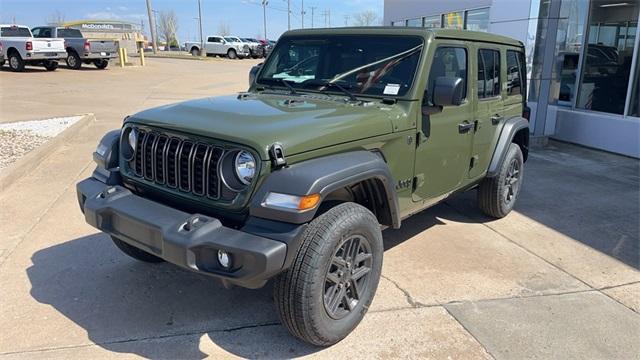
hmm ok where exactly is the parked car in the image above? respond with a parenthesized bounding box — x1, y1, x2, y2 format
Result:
(77, 28, 529, 346)
(0, 42, 4, 66)
(241, 37, 264, 58)
(31, 26, 117, 70)
(185, 35, 250, 59)
(223, 36, 252, 59)
(0, 24, 65, 71)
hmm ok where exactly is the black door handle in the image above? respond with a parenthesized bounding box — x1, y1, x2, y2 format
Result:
(458, 121, 474, 133)
(491, 115, 503, 125)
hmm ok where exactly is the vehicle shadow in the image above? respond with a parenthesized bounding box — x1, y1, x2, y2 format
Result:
(26, 211, 444, 358)
(0, 66, 50, 73)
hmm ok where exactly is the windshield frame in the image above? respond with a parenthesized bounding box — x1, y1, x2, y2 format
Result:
(255, 34, 425, 100)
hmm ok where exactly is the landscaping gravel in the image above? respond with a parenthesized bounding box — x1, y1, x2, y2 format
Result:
(0, 116, 81, 172)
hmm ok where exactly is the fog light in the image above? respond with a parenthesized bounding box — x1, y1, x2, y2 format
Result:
(217, 250, 231, 269)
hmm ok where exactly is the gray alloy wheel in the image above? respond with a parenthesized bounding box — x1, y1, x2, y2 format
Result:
(9, 52, 25, 72)
(66, 52, 81, 69)
(191, 48, 199, 56)
(227, 48, 237, 59)
(274, 202, 383, 346)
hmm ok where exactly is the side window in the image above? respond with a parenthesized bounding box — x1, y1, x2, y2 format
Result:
(427, 47, 468, 105)
(32, 28, 41, 37)
(40, 28, 52, 38)
(207, 37, 215, 43)
(506, 50, 524, 96)
(478, 49, 500, 98)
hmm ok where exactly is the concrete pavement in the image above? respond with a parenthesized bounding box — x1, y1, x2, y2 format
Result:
(0, 58, 638, 359)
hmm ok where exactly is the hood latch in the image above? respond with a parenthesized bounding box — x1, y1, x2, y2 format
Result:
(269, 143, 287, 168)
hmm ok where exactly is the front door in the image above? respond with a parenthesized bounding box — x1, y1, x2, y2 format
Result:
(414, 44, 474, 202)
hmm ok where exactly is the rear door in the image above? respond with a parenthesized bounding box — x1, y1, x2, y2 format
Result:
(469, 46, 505, 179)
(414, 43, 475, 201)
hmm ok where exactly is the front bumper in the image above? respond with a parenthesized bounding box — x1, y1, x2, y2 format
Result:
(77, 177, 288, 289)
(25, 51, 67, 60)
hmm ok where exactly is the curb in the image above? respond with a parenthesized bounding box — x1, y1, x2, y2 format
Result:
(0, 113, 95, 193)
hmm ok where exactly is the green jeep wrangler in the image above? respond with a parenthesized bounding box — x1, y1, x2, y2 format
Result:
(77, 28, 529, 346)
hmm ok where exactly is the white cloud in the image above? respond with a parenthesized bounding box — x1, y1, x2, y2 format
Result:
(85, 9, 145, 21)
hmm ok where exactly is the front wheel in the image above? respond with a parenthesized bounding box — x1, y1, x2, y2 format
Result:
(273, 202, 383, 346)
(478, 143, 524, 218)
(227, 49, 237, 59)
(191, 48, 199, 57)
(43, 60, 58, 71)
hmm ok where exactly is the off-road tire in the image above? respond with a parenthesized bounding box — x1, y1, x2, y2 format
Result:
(94, 59, 109, 69)
(111, 236, 164, 263)
(478, 143, 524, 218)
(227, 49, 237, 59)
(66, 51, 82, 69)
(43, 60, 58, 71)
(8, 52, 25, 72)
(273, 202, 383, 346)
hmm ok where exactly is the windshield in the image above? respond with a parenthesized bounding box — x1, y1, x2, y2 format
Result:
(1, 27, 31, 37)
(257, 35, 423, 97)
(225, 37, 240, 42)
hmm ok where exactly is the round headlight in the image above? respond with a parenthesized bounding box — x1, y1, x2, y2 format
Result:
(128, 128, 138, 151)
(234, 151, 256, 185)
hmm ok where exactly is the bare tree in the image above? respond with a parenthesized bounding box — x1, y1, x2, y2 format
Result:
(217, 22, 231, 36)
(46, 10, 65, 26)
(352, 10, 379, 26)
(158, 10, 179, 50)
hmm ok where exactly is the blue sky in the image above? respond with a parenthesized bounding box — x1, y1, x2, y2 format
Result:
(0, 0, 383, 40)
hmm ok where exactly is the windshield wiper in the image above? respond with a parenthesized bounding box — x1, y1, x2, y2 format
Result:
(304, 79, 358, 102)
(276, 78, 298, 95)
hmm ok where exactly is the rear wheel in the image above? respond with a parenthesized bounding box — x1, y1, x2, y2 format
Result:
(43, 60, 58, 71)
(227, 48, 237, 59)
(8, 52, 25, 72)
(94, 59, 109, 69)
(478, 143, 524, 218)
(191, 47, 199, 56)
(66, 51, 82, 69)
(273, 202, 383, 346)
(111, 236, 164, 263)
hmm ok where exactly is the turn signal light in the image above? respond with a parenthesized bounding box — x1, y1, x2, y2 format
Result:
(298, 193, 321, 210)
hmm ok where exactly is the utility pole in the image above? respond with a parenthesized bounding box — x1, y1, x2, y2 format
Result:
(323, 10, 328, 27)
(145, 0, 158, 53)
(287, 0, 291, 30)
(152, 10, 160, 49)
(328, 8, 331, 27)
(262, 0, 268, 40)
(311, 6, 316, 28)
(301, 0, 304, 28)
(343, 14, 349, 26)
(197, 0, 204, 55)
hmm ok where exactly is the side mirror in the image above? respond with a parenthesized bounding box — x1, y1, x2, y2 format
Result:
(433, 76, 464, 107)
(249, 63, 264, 87)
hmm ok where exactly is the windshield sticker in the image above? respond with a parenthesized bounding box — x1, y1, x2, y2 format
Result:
(383, 84, 401, 95)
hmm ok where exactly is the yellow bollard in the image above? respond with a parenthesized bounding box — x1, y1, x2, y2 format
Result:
(118, 48, 125, 68)
(122, 48, 128, 64)
(139, 46, 145, 66)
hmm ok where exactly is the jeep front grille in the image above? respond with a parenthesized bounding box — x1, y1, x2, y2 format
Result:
(129, 128, 224, 199)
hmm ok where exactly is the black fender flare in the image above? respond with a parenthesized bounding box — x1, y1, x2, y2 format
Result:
(250, 151, 400, 228)
(487, 117, 529, 177)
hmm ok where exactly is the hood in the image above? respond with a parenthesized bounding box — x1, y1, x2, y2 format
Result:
(128, 93, 403, 160)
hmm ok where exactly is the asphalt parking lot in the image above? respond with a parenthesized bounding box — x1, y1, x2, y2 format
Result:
(0, 58, 638, 359)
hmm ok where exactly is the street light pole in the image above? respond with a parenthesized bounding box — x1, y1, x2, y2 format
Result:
(301, 0, 304, 28)
(311, 6, 316, 28)
(287, 0, 291, 30)
(145, 0, 158, 53)
(152, 10, 160, 49)
(197, 0, 204, 56)
(262, 0, 268, 40)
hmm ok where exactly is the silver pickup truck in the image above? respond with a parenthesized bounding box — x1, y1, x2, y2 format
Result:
(32, 26, 117, 69)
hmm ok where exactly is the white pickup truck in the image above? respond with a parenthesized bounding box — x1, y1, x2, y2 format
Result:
(185, 35, 250, 59)
(0, 24, 66, 72)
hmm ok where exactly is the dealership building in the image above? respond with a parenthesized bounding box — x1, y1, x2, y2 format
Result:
(384, 0, 640, 157)
(60, 20, 145, 53)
